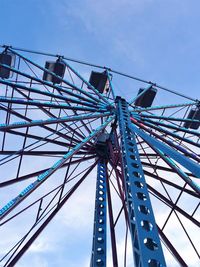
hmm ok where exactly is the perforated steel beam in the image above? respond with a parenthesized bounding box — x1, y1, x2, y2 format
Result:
(91, 160, 107, 267)
(116, 97, 166, 267)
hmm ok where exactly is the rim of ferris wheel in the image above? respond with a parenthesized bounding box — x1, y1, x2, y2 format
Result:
(1, 44, 199, 103)
(0, 62, 101, 106)
(4, 47, 105, 105)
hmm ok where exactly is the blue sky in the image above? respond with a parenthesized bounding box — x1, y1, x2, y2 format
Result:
(1, 0, 200, 95)
(0, 1, 200, 266)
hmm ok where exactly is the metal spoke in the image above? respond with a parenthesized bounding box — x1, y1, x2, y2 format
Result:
(0, 45, 199, 267)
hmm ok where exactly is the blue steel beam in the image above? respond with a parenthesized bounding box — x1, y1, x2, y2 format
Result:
(0, 104, 87, 145)
(3, 45, 200, 102)
(130, 101, 196, 113)
(2, 45, 199, 102)
(136, 119, 200, 162)
(3, 162, 98, 267)
(0, 79, 106, 110)
(90, 160, 107, 267)
(0, 116, 114, 220)
(8, 48, 105, 105)
(141, 117, 200, 138)
(116, 97, 166, 267)
(0, 95, 104, 111)
(130, 118, 200, 178)
(0, 63, 99, 105)
(61, 59, 111, 106)
(140, 113, 200, 124)
(130, 119, 200, 194)
(0, 156, 95, 188)
(0, 111, 112, 131)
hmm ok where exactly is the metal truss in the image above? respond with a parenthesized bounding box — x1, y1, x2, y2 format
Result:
(0, 45, 199, 267)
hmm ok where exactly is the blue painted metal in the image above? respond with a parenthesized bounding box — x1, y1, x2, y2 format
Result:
(91, 160, 107, 267)
(61, 59, 111, 106)
(140, 113, 200, 124)
(0, 116, 114, 219)
(0, 62, 99, 105)
(130, 119, 200, 178)
(2, 162, 98, 267)
(141, 120, 200, 165)
(8, 48, 105, 104)
(3, 45, 199, 101)
(155, 149, 200, 194)
(135, 119, 200, 162)
(0, 111, 112, 130)
(0, 94, 107, 113)
(117, 97, 166, 267)
(130, 101, 196, 113)
(141, 117, 200, 138)
(0, 79, 106, 110)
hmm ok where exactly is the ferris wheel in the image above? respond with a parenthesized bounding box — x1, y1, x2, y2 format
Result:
(0, 45, 199, 267)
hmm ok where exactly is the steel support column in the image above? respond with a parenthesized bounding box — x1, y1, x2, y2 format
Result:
(91, 160, 107, 267)
(116, 97, 166, 267)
